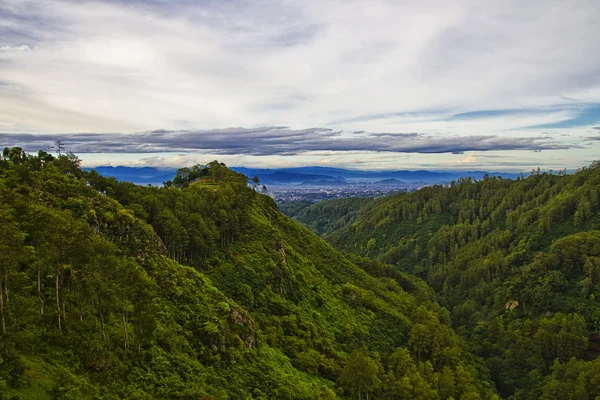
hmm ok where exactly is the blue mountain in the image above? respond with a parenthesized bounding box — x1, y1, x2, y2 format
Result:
(88, 165, 522, 186)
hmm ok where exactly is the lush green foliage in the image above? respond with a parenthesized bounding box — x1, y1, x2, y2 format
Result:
(299, 166, 600, 398)
(278, 201, 314, 219)
(0, 147, 497, 399)
(281, 198, 377, 237)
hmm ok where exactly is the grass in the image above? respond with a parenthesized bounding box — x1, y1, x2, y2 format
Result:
(5, 354, 56, 399)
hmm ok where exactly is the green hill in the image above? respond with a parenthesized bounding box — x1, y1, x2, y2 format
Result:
(0, 147, 497, 399)
(296, 166, 600, 398)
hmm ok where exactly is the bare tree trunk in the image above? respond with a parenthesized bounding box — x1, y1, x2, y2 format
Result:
(0, 281, 6, 334)
(61, 273, 66, 324)
(37, 251, 43, 315)
(138, 325, 143, 353)
(122, 309, 129, 350)
(78, 279, 83, 321)
(4, 269, 9, 306)
(99, 299, 105, 342)
(55, 270, 61, 331)
(4, 268, 13, 326)
(92, 297, 97, 329)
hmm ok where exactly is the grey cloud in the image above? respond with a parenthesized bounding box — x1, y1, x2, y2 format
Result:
(472, 154, 510, 159)
(418, 161, 559, 169)
(327, 111, 441, 126)
(368, 132, 421, 138)
(0, 2, 66, 46)
(101, 0, 320, 48)
(265, 23, 321, 48)
(0, 126, 576, 156)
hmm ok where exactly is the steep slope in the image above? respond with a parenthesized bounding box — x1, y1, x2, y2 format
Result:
(281, 197, 377, 236)
(310, 165, 600, 398)
(0, 148, 497, 399)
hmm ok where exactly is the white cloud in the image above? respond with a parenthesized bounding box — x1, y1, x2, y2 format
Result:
(0, 0, 599, 169)
(0, 45, 31, 52)
(461, 154, 477, 164)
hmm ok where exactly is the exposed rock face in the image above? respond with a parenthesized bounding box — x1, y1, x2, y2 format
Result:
(230, 308, 256, 349)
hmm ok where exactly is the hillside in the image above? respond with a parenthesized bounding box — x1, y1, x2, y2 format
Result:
(296, 165, 600, 398)
(281, 198, 377, 237)
(0, 147, 497, 399)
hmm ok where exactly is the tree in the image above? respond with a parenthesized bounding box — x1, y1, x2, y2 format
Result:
(52, 140, 65, 156)
(0, 203, 31, 334)
(338, 349, 382, 400)
(408, 323, 431, 361)
(314, 386, 337, 399)
(438, 366, 456, 399)
(251, 176, 260, 190)
(366, 238, 377, 256)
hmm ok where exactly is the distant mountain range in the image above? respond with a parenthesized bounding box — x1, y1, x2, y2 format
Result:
(300, 179, 350, 187)
(88, 165, 523, 186)
(375, 178, 407, 186)
(88, 166, 177, 185)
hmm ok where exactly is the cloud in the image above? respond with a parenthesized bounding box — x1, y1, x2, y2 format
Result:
(460, 154, 477, 163)
(0, 0, 599, 171)
(0, 0, 599, 135)
(524, 105, 600, 129)
(0, 127, 575, 156)
(368, 132, 421, 138)
(0, 45, 31, 52)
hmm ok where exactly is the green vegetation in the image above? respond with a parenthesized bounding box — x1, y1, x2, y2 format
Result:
(282, 198, 377, 237)
(278, 201, 314, 219)
(297, 166, 600, 398)
(0, 147, 497, 399)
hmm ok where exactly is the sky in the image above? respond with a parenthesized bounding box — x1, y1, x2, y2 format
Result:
(1, 0, 600, 171)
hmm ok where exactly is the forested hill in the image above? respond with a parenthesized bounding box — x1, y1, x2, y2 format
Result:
(292, 163, 600, 398)
(0, 147, 497, 399)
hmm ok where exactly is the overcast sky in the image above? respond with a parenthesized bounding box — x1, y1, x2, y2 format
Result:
(1, 0, 599, 170)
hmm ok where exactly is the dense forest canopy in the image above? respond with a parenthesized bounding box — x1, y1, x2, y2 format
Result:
(285, 162, 600, 399)
(0, 146, 501, 399)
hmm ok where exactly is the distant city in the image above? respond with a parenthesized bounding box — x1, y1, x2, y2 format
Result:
(265, 183, 422, 203)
